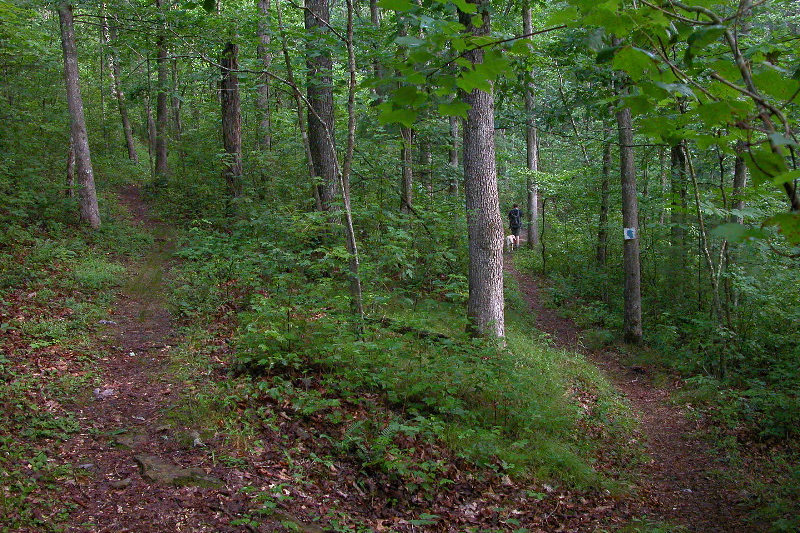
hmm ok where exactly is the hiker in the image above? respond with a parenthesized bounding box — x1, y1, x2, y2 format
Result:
(508, 204, 523, 250)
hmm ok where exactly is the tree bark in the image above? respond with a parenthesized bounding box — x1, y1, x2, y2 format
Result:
(460, 0, 504, 339)
(59, 2, 101, 229)
(400, 126, 413, 212)
(597, 136, 611, 267)
(257, 0, 273, 151)
(522, 1, 539, 247)
(154, 0, 169, 181)
(305, 0, 338, 211)
(220, 41, 243, 201)
(276, 0, 323, 210)
(106, 24, 138, 162)
(421, 140, 433, 198)
(732, 141, 747, 224)
(617, 104, 642, 344)
(448, 114, 460, 195)
(343, 0, 364, 321)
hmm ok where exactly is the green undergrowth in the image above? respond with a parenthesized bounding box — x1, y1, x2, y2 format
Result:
(165, 209, 641, 514)
(0, 193, 152, 532)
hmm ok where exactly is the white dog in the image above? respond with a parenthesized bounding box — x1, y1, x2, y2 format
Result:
(505, 234, 518, 252)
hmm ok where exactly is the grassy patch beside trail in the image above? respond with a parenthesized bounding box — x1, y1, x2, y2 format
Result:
(162, 208, 643, 531)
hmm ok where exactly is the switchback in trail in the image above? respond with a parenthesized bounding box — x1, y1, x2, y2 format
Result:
(505, 257, 762, 532)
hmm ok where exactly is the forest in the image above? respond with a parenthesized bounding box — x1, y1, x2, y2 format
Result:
(1, 0, 799, 531)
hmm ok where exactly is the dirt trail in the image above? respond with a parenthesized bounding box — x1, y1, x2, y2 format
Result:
(58, 186, 250, 532)
(507, 260, 760, 532)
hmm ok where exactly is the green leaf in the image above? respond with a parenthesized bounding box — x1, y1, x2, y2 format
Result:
(395, 36, 425, 47)
(768, 133, 798, 147)
(763, 212, 800, 245)
(710, 223, 768, 242)
(470, 14, 483, 28)
(744, 147, 788, 186)
(391, 85, 428, 108)
(378, 106, 418, 127)
(695, 100, 751, 126)
(546, 6, 579, 26)
(438, 100, 472, 118)
(596, 46, 621, 64)
(753, 69, 800, 101)
(456, 67, 492, 93)
(684, 25, 725, 65)
(613, 46, 653, 82)
(377, 0, 416, 11)
(653, 82, 695, 99)
(445, 0, 477, 14)
(770, 169, 800, 185)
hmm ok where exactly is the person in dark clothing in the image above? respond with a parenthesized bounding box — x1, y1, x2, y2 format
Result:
(508, 204, 523, 249)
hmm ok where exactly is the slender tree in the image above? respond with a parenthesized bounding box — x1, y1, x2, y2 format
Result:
(106, 22, 138, 162)
(522, 1, 539, 247)
(220, 41, 243, 201)
(257, 0, 273, 150)
(400, 126, 413, 212)
(59, 2, 100, 228)
(154, 0, 169, 181)
(448, 114, 460, 195)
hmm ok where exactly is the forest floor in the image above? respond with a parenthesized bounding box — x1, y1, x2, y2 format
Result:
(4, 189, 765, 532)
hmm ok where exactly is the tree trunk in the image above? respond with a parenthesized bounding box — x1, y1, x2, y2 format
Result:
(154, 0, 169, 181)
(220, 41, 243, 201)
(522, 1, 539, 247)
(617, 104, 642, 344)
(276, 0, 323, 210)
(107, 24, 138, 162)
(66, 137, 75, 198)
(59, 2, 101, 229)
(343, 0, 364, 321)
(460, 0, 504, 339)
(400, 126, 413, 212)
(421, 140, 433, 198)
(669, 140, 688, 304)
(170, 59, 182, 148)
(732, 141, 747, 224)
(597, 136, 611, 267)
(448, 114, 460, 195)
(257, 0, 273, 151)
(305, 0, 338, 211)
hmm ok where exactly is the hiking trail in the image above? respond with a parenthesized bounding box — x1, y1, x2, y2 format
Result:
(506, 256, 759, 532)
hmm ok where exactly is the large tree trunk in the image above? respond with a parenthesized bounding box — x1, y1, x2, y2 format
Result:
(305, 0, 338, 211)
(617, 104, 642, 344)
(106, 24, 138, 162)
(220, 41, 243, 201)
(257, 0, 272, 151)
(522, 1, 539, 247)
(461, 0, 504, 339)
(154, 0, 169, 181)
(59, 2, 100, 229)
